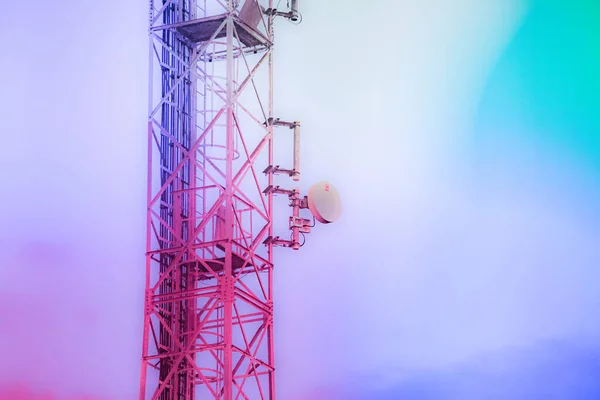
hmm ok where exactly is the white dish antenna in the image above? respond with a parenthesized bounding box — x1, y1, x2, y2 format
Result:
(307, 181, 342, 224)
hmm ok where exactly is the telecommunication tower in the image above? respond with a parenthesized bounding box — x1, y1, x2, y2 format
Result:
(140, 1, 341, 399)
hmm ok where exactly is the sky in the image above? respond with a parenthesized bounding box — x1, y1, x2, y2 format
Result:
(1, 0, 600, 399)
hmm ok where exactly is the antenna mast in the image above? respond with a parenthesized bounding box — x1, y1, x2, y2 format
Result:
(139, 1, 337, 399)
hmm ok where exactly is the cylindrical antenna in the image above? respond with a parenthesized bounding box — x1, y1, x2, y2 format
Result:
(291, 188, 301, 250)
(292, 121, 300, 181)
(290, 0, 299, 21)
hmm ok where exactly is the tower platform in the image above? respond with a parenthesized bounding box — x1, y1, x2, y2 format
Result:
(173, 14, 269, 47)
(181, 243, 253, 277)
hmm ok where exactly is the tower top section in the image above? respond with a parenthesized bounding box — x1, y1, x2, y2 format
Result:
(149, 0, 298, 58)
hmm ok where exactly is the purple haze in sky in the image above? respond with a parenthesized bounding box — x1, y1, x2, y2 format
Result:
(2, 0, 600, 399)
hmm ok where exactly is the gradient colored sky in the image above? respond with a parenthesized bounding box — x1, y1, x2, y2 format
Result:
(1, 0, 600, 399)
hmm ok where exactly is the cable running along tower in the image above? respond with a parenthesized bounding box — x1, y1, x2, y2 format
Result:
(140, 1, 341, 399)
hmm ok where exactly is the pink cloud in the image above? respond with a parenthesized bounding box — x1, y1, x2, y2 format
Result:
(0, 383, 107, 400)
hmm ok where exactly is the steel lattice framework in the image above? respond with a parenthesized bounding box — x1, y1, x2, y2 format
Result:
(140, 1, 290, 399)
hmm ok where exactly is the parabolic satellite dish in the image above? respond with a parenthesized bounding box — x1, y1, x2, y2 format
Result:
(307, 181, 342, 224)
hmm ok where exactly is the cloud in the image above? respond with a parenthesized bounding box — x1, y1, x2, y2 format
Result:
(0, 383, 107, 400)
(309, 339, 600, 400)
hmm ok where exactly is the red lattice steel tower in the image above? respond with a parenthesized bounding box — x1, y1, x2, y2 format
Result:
(139, 1, 327, 399)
